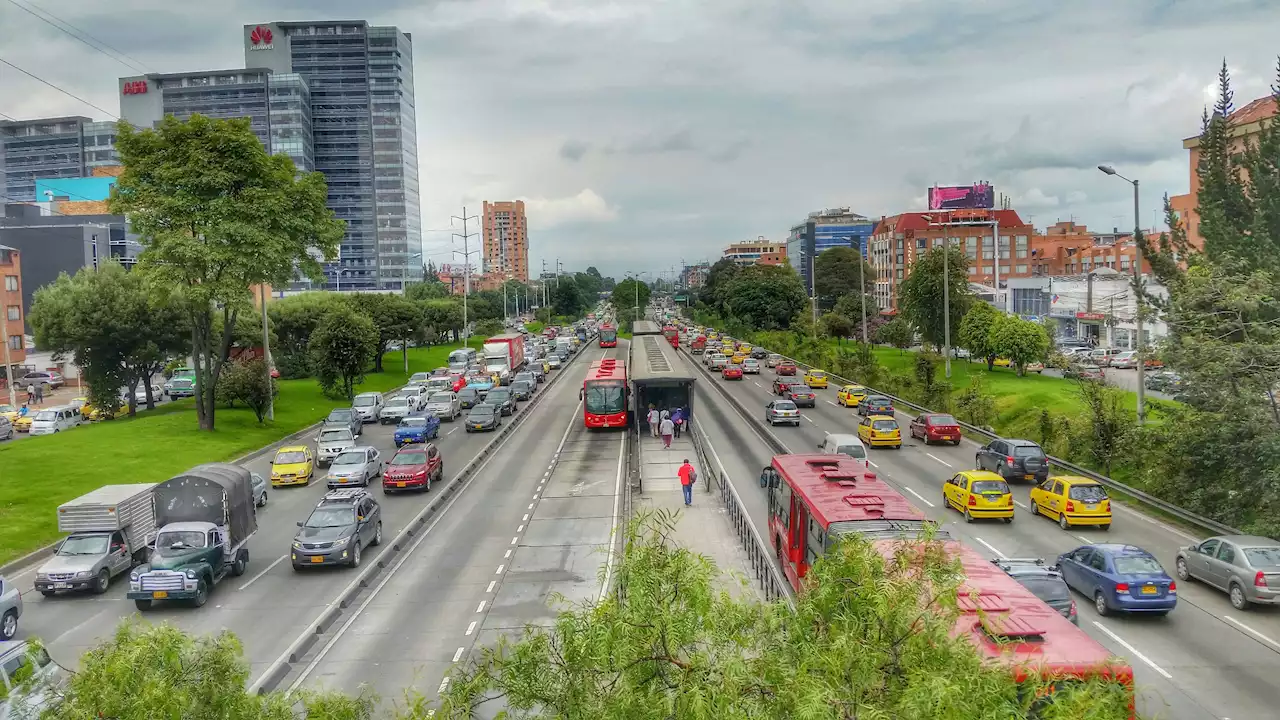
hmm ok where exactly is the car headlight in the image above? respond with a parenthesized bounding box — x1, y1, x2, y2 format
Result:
(130, 571, 140, 581)
(185, 569, 197, 579)
(292, 541, 303, 550)
(331, 536, 350, 548)
(74, 570, 90, 578)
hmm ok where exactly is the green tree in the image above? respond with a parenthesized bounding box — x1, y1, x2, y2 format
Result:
(474, 318, 505, 337)
(989, 314, 1050, 376)
(550, 275, 586, 318)
(309, 306, 378, 400)
(345, 293, 421, 372)
(28, 261, 188, 418)
(813, 246, 876, 310)
(833, 291, 882, 341)
(958, 302, 1002, 369)
(698, 257, 740, 314)
(405, 279, 449, 302)
(1074, 376, 1133, 477)
(110, 114, 344, 430)
(897, 245, 972, 349)
(956, 374, 997, 429)
(721, 264, 807, 330)
(611, 278, 651, 318)
(875, 316, 913, 351)
(265, 292, 346, 378)
(573, 271, 602, 299)
(422, 298, 465, 343)
(820, 312, 855, 342)
(215, 357, 278, 422)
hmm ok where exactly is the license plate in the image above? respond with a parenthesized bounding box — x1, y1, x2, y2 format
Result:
(310, 556, 324, 563)
(54, 583, 70, 589)
(941, 435, 953, 441)
(1085, 503, 1097, 510)
(392, 482, 405, 487)
(1141, 586, 1157, 595)
(152, 591, 168, 599)
(1024, 474, 1034, 480)
(474, 424, 484, 429)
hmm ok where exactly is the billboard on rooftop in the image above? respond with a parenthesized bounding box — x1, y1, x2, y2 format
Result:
(928, 183, 995, 210)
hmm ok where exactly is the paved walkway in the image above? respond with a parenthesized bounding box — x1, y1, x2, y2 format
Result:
(634, 433, 761, 601)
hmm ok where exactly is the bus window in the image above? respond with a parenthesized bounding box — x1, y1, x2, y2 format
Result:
(806, 515, 825, 567)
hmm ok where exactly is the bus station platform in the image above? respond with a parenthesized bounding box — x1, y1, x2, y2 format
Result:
(634, 433, 761, 601)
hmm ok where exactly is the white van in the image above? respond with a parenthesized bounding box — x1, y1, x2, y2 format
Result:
(28, 406, 83, 436)
(448, 347, 478, 371)
(818, 433, 869, 463)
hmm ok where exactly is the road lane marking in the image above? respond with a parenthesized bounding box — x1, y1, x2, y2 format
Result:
(1076, 535, 1092, 545)
(517, 524, 525, 532)
(1224, 615, 1280, 651)
(528, 503, 534, 510)
(446, 427, 457, 435)
(511, 536, 519, 545)
(752, 381, 762, 388)
(486, 581, 496, 593)
(238, 553, 287, 591)
(867, 461, 878, 468)
(973, 537, 1007, 559)
(826, 400, 839, 407)
(925, 453, 953, 468)
(476, 600, 486, 613)
(466, 620, 477, 635)
(453, 647, 465, 662)
(495, 564, 505, 574)
(504, 549, 512, 558)
(1013, 499, 1028, 509)
(522, 513, 529, 522)
(438, 677, 450, 693)
(598, 429, 628, 598)
(1091, 621, 1173, 679)
(903, 486, 936, 508)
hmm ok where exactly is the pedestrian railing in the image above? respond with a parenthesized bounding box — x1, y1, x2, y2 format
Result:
(689, 415, 795, 608)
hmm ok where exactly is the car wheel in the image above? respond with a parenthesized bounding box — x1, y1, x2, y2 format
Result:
(94, 568, 111, 594)
(1100, 524, 1110, 531)
(953, 439, 962, 446)
(192, 579, 209, 608)
(963, 509, 974, 523)
(134, 599, 153, 611)
(261, 491, 268, 507)
(372, 522, 383, 546)
(231, 550, 248, 577)
(1175, 558, 1190, 581)
(1094, 591, 1109, 616)
(1058, 513, 1070, 530)
(40, 589, 56, 598)
(351, 542, 362, 568)
(1030, 502, 1040, 517)
(975, 455, 983, 469)
(0, 610, 16, 640)
(1003, 516, 1013, 524)
(1230, 582, 1249, 610)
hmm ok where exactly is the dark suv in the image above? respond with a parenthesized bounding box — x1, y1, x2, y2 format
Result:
(990, 558, 1077, 625)
(291, 489, 383, 570)
(976, 438, 1049, 482)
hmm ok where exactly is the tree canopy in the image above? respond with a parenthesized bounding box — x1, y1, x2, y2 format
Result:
(344, 293, 421, 372)
(989, 314, 1050, 375)
(719, 264, 808, 331)
(813, 246, 876, 310)
(309, 305, 379, 400)
(550, 275, 587, 318)
(958, 301, 1003, 369)
(897, 245, 972, 350)
(611, 278, 652, 317)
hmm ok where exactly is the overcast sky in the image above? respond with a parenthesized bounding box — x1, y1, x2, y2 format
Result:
(2, 0, 1277, 278)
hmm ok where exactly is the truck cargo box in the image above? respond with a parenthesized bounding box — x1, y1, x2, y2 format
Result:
(57, 484, 157, 540)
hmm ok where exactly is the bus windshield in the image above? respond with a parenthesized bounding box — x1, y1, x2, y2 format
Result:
(585, 381, 626, 414)
(599, 329, 617, 342)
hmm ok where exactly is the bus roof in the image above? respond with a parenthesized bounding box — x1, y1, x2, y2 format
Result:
(585, 358, 627, 384)
(773, 454, 932, 538)
(629, 333, 695, 385)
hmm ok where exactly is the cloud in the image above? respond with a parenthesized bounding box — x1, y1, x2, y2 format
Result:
(559, 139, 590, 162)
(519, 189, 619, 228)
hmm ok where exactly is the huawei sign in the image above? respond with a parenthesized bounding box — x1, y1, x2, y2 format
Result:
(248, 25, 274, 50)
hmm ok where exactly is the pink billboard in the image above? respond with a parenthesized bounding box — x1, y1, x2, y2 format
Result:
(928, 183, 995, 210)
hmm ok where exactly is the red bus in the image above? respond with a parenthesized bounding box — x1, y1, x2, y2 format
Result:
(582, 358, 627, 429)
(662, 324, 679, 349)
(764, 454, 1134, 712)
(598, 324, 618, 348)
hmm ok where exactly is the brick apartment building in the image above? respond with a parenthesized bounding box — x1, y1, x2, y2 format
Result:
(482, 201, 529, 282)
(434, 265, 505, 295)
(723, 238, 786, 266)
(2, 244, 26, 379)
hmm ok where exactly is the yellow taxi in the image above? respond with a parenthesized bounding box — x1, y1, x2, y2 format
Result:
(1029, 476, 1111, 530)
(943, 470, 1014, 523)
(803, 369, 829, 389)
(731, 352, 748, 365)
(836, 384, 867, 407)
(707, 331, 719, 340)
(270, 445, 315, 487)
(13, 413, 33, 433)
(856, 414, 901, 449)
(739, 344, 753, 355)
(993, 357, 1012, 367)
(0, 404, 18, 423)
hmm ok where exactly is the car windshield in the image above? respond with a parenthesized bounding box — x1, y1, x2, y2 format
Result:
(333, 451, 366, 466)
(972, 480, 1009, 495)
(275, 451, 308, 464)
(836, 444, 867, 459)
(34, 411, 56, 421)
(400, 417, 429, 427)
(1013, 445, 1045, 458)
(1243, 547, 1280, 567)
(428, 393, 453, 403)
(470, 406, 496, 417)
(867, 397, 889, 406)
(306, 507, 355, 528)
(773, 401, 796, 411)
(1113, 556, 1165, 575)
(155, 531, 206, 552)
(513, 381, 530, 391)
(410, 373, 430, 383)
(489, 390, 511, 401)
(59, 535, 110, 555)
(170, 378, 193, 387)
(516, 374, 533, 384)
(810, 371, 826, 377)
(319, 429, 352, 443)
(1016, 576, 1071, 602)
(327, 410, 353, 422)
(872, 420, 898, 432)
(385, 397, 409, 407)
(459, 389, 478, 399)
(392, 452, 428, 465)
(428, 378, 451, 389)
(1068, 484, 1108, 501)
(929, 415, 958, 426)
(353, 395, 376, 407)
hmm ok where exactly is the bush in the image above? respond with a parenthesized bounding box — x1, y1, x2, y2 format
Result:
(215, 358, 278, 423)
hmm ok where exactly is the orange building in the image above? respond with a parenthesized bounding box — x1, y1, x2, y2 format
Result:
(1169, 94, 1277, 250)
(482, 201, 529, 282)
(723, 238, 786, 266)
(435, 266, 505, 294)
(2, 244, 27, 377)
(1030, 221, 1152, 277)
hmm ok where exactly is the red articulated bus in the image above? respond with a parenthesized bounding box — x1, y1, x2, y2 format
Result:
(662, 324, 679, 349)
(765, 454, 1135, 714)
(582, 358, 628, 429)
(598, 324, 618, 348)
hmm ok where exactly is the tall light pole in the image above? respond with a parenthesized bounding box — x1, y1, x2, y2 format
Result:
(452, 207, 480, 347)
(258, 283, 274, 421)
(1098, 164, 1146, 426)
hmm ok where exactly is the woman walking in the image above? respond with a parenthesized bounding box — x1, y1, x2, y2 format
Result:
(647, 405, 659, 437)
(671, 407, 684, 438)
(659, 414, 675, 449)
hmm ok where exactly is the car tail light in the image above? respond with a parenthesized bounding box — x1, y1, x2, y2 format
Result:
(1168, 581, 1177, 593)
(1115, 583, 1130, 593)
(1068, 600, 1077, 617)
(1065, 501, 1076, 512)
(1006, 495, 1013, 506)
(968, 495, 977, 506)
(1255, 571, 1268, 587)
(1006, 455, 1016, 466)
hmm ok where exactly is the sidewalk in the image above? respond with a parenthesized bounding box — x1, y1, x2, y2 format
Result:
(635, 433, 761, 601)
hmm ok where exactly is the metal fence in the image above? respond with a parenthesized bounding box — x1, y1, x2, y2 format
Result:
(689, 415, 795, 608)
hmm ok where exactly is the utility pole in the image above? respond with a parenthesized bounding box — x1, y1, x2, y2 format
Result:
(941, 227, 952, 379)
(1130, 179, 1146, 425)
(259, 283, 274, 421)
(0, 282, 15, 409)
(452, 207, 480, 346)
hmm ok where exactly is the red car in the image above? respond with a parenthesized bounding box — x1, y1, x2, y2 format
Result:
(382, 443, 443, 493)
(785, 387, 817, 407)
(776, 362, 798, 376)
(909, 413, 962, 445)
(449, 375, 467, 392)
(722, 365, 744, 380)
(772, 378, 796, 395)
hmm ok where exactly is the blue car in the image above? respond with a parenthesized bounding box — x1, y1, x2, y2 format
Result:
(1056, 544, 1177, 616)
(394, 412, 440, 446)
(466, 375, 495, 395)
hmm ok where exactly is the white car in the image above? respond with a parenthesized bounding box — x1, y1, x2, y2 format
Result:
(426, 391, 462, 420)
(379, 395, 415, 424)
(316, 427, 357, 465)
(352, 392, 384, 423)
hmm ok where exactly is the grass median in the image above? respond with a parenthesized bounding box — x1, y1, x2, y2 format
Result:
(0, 341, 479, 567)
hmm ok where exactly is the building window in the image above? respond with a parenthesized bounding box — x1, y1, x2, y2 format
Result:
(1016, 265, 1028, 274)
(3, 276, 16, 292)
(6, 306, 18, 321)
(982, 265, 993, 274)
(896, 269, 904, 280)
(8, 335, 21, 350)
(968, 266, 977, 275)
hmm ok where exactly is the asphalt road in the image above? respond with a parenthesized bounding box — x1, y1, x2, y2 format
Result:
(683, 348, 1279, 720)
(6, 352, 593, 691)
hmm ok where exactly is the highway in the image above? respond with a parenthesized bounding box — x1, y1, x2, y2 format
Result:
(679, 343, 1280, 720)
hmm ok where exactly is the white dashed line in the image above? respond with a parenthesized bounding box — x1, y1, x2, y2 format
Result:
(973, 537, 1007, 559)
(517, 524, 524, 532)
(902, 486, 936, 508)
(753, 381, 762, 387)
(504, 549, 512, 558)
(867, 460, 878, 468)
(802, 415, 815, 424)
(446, 428, 457, 435)
(1224, 615, 1280, 651)
(486, 581, 496, 593)
(528, 503, 535, 510)
(495, 564, 505, 574)
(476, 600, 487, 613)
(438, 677, 450, 694)
(511, 536, 519, 545)
(1076, 535, 1092, 545)
(466, 621, 477, 636)
(532, 493, 539, 500)
(826, 400, 839, 406)
(925, 453, 953, 468)
(237, 554, 287, 591)
(1013, 499, 1028, 509)
(452, 647, 465, 662)
(1091, 621, 1173, 679)
(522, 513, 529, 522)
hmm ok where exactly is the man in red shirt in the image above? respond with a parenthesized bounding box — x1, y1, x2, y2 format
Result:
(677, 459, 696, 507)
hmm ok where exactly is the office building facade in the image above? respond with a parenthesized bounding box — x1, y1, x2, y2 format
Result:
(786, 207, 875, 295)
(244, 21, 422, 291)
(0, 117, 120, 203)
(482, 200, 529, 282)
(723, 239, 786, 266)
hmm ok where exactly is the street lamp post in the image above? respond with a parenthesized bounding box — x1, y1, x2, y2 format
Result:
(921, 217, 953, 379)
(1098, 165, 1146, 426)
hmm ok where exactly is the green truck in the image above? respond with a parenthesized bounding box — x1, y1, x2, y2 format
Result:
(126, 463, 258, 610)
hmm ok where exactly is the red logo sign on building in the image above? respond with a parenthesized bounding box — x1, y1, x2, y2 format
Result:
(249, 26, 274, 47)
(122, 80, 148, 96)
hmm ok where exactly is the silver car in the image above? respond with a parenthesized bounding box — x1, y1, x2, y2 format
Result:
(741, 358, 762, 374)
(325, 447, 384, 489)
(708, 353, 729, 370)
(379, 395, 415, 424)
(409, 371, 431, 386)
(1176, 535, 1280, 610)
(250, 472, 269, 508)
(0, 574, 22, 639)
(546, 355, 563, 369)
(324, 408, 362, 437)
(352, 392, 384, 423)
(317, 427, 357, 465)
(426, 391, 461, 421)
(764, 399, 800, 426)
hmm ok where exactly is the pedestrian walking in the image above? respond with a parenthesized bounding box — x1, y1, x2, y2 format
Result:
(659, 415, 675, 449)
(646, 405, 659, 438)
(678, 458, 697, 506)
(34, 383, 43, 405)
(25, 383, 34, 405)
(672, 407, 684, 438)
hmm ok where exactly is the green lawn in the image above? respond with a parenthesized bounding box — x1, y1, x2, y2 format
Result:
(0, 341, 479, 566)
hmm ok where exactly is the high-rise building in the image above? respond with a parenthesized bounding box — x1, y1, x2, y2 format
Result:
(244, 21, 422, 291)
(786, 207, 875, 295)
(0, 117, 119, 203)
(482, 200, 529, 281)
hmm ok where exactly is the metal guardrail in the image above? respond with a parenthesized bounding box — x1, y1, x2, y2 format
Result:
(689, 415, 794, 608)
(694, 327, 1239, 537)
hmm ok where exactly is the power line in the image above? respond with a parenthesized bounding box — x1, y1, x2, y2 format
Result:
(0, 56, 117, 119)
(2, 0, 153, 75)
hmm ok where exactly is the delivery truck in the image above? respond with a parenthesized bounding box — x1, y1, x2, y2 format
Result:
(127, 463, 257, 610)
(34, 484, 157, 596)
(483, 333, 526, 386)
